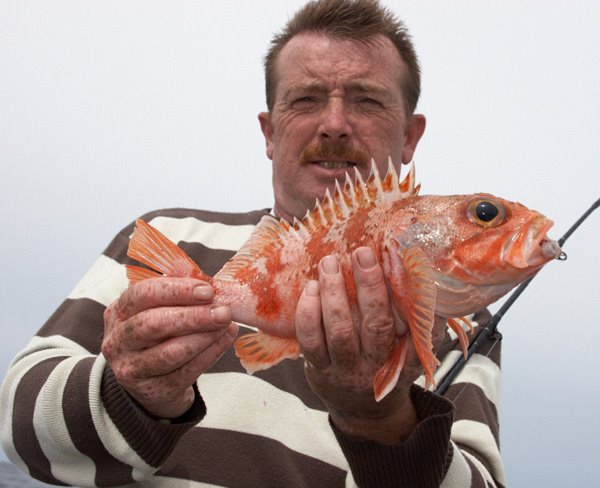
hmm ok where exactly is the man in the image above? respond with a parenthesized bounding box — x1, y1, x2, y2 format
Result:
(0, 1, 504, 486)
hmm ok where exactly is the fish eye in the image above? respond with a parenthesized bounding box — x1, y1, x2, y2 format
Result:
(475, 201, 498, 221)
(467, 198, 507, 228)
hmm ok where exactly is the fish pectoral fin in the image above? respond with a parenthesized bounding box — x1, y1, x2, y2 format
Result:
(384, 241, 440, 390)
(127, 219, 210, 281)
(373, 334, 409, 402)
(447, 317, 474, 359)
(234, 331, 301, 374)
(125, 265, 163, 284)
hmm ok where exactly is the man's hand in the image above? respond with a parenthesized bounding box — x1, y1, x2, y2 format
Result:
(295, 247, 446, 445)
(102, 277, 237, 420)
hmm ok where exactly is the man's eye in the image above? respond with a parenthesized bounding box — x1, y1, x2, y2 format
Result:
(358, 97, 382, 107)
(290, 96, 321, 112)
(293, 96, 318, 105)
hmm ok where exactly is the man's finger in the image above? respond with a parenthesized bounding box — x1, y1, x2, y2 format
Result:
(352, 247, 395, 365)
(120, 303, 232, 349)
(115, 277, 214, 319)
(121, 324, 237, 378)
(318, 255, 359, 368)
(295, 280, 329, 369)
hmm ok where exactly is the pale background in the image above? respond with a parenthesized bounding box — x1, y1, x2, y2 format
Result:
(1, 1, 599, 486)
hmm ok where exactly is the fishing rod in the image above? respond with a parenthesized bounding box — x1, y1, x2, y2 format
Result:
(435, 197, 600, 395)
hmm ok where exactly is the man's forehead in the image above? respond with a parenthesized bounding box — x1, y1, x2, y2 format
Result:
(274, 32, 406, 87)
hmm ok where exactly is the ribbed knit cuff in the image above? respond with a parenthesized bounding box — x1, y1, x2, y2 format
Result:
(331, 385, 454, 488)
(101, 365, 206, 467)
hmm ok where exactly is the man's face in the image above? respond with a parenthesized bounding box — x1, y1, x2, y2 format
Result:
(259, 32, 426, 222)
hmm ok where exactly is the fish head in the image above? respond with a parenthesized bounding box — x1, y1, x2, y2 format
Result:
(430, 193, 561, 286)
(389, 193, 561, 316)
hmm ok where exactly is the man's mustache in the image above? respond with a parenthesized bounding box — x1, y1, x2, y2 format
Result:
(300, 143, 371, 166)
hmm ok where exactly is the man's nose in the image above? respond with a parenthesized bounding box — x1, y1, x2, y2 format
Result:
(318, 98, 351, 140)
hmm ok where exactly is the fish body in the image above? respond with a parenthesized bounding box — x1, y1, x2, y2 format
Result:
(127, 162, 561, 401)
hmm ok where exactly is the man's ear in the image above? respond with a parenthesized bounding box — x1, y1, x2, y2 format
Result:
(402, 114, 426, 164)
(258, 112, 274, 160)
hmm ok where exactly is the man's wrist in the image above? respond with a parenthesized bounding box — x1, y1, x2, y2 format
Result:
(329, 390, 418, 445)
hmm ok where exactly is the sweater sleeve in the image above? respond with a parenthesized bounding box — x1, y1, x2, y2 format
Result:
(0, 218, 205, 486)
(332, 319, 505, 488)
(331, 385, 454, 488)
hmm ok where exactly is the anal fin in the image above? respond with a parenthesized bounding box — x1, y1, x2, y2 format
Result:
(234, 332, 301, 374)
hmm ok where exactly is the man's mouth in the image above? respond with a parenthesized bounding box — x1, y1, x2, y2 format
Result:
(301, 143, 370, 170)
(312, 160, 357, 169)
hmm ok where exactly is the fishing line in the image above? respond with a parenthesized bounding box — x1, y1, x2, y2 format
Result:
(435, 197, 600, 396)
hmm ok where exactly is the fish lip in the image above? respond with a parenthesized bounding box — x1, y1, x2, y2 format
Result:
(506, 217, 560, 268)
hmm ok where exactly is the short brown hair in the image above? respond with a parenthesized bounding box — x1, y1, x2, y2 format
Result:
(264, 0, 421, 114)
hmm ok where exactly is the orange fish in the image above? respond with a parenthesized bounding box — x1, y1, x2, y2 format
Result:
(126, 162, 561, 401)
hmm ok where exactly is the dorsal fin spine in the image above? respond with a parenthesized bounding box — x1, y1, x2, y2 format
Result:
(313, 199, 327, 227)
(323, 188, 338, 223)
(380, 159, 395, 200)
(367, 160, 385, 203)
(399, 163, 419, 197)
(334, 180, 351, 218)
(303, 211, 316, 231)
(280, 219, 291, 232)
(293, 217, 310, 238)
(354, 168, 369, 204)
(344, 173, 358, 209)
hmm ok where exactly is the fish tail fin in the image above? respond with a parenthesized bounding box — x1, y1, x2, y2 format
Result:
(447, 317, 474, 359)
(234, 331, 301, 373)
(373, 334, 409, 402)
(125, 265, 163, 284)
(127, 219, 211, 283)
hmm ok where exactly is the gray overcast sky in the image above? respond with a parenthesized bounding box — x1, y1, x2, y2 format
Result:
(1, 1, 599, 486)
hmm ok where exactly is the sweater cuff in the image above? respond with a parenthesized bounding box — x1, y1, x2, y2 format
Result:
(101, 365, 206, 467)
(331, 385, 454, 488)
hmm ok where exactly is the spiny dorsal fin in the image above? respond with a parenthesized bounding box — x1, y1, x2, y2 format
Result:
(299, 159, 420, 230)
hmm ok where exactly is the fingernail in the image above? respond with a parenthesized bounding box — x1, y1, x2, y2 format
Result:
(306, 280, 319, 297)
(193, 285, 213, 301)
(210, 305, 231, 324)
(321, 255, 339, 275)
(356, 247, 376, 270)
(227, 323, 239, 339)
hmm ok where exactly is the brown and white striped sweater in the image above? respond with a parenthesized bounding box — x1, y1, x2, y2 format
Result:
(0, 208, 505, 487)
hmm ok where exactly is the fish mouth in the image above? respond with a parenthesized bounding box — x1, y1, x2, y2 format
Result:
(505, 217, 562, 268)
